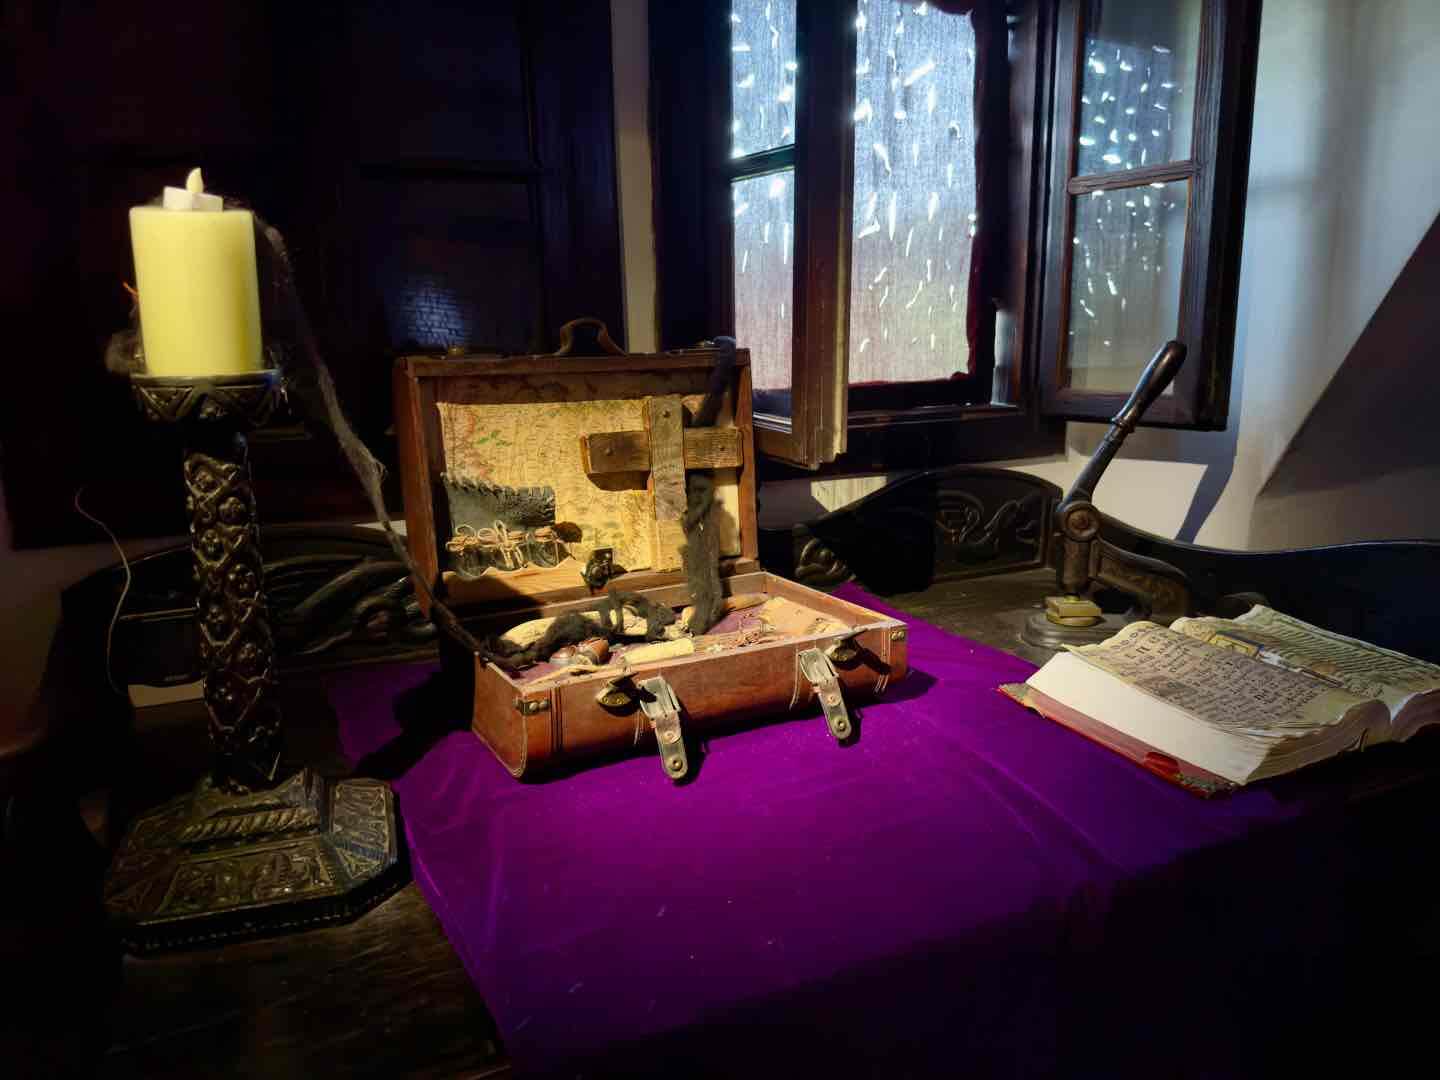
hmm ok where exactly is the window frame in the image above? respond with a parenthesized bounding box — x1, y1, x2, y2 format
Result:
(1037, 0, 1262, 428)
(655, 0, 1062, 472)
(651, 0, 1262, 475)
(717, 1, 855, 466)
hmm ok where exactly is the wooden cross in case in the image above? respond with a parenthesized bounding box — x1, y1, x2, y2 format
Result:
(579, 396, 743, 571)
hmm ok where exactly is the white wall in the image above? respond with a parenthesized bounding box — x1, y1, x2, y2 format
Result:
(612, 0, 659, 353)
(0, 484, 181, 730)
(999, 0, 1440, 549)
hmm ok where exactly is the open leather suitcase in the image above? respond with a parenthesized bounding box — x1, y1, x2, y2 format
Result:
(393, 323, 908, 780)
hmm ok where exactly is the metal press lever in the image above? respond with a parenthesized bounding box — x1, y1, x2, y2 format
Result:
(1024, 341, 1193, 648)
(1059, 340, 1187, 516)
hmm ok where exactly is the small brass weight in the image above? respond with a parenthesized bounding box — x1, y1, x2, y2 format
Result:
(103, 370, 404, 952)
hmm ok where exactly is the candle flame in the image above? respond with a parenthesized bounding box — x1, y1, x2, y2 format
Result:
(185, 168, 205, 195)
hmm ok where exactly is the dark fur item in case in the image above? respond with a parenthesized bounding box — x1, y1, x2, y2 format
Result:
(679, 336, 736, 635)
(488, 612, 599, 668)
(598, 588, 677, 641)
(681, 475, 722, 634)
(487, 587, 678, 669)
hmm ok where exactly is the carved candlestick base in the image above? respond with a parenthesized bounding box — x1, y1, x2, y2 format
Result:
(105, 372, 403, 952)
(103, 771, 402, 952)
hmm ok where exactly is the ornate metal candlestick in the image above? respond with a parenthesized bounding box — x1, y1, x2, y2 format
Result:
(104, 370, 403, 952)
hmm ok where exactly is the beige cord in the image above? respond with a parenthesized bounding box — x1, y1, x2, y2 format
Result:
(73, 487, 132, 697)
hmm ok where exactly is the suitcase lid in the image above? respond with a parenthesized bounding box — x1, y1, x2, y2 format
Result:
(393, 320, 759, 615)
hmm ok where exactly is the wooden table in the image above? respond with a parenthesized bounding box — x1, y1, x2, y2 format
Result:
(10, 568, 1440, 1077)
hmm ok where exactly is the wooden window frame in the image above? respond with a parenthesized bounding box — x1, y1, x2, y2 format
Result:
(1037, 0, 1262, 428)
(653, 0, 1262, 473)
(654, 0, 1063, 474)
(717, 2, 854, 466)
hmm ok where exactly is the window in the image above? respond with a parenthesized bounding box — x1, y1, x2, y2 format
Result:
(840, 0, 1037, 455)
(1039, 0, 1261, 426)
(651, 0, 1261, 469)
(728, 0, 799, 413)
(722, 0, 856, 465)
(846, 3, 982, 395)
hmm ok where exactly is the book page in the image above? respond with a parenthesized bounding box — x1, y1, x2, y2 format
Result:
(1067, 622, 1372, 744)
(1171, 606, 1440, 715)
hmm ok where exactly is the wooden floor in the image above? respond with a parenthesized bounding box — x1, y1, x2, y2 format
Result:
(104, 883, 505, 1079)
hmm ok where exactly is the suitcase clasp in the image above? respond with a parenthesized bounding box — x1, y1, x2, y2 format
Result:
(825, 633, 862, 666)
(596, 674, 640, 713)
(638, 677, 689, 781)
(798, 648, 854, 741)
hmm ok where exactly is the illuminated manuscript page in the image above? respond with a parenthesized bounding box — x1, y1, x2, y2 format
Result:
(1068, 622, 1371, 744)
(1172, 606, 1440, 715)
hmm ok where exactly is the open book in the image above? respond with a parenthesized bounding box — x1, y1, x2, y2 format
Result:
(1002, 606, 1440, 794)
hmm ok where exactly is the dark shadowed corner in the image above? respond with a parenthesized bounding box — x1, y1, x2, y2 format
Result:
(1251, 209, 1440, 547)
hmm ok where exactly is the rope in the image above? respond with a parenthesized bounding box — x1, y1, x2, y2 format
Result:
(252, 214, 494, 661)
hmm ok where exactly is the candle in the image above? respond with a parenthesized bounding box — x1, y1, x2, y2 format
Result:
(129, 168, 263, 376)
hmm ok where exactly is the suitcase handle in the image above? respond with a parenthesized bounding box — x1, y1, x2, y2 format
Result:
(552, 317, 626, 357)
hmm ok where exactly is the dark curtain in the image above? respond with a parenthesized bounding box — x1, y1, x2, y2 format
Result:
(931, 1, 1009, 381)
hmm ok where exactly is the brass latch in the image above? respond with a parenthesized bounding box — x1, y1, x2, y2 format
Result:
(825, 633, 861, 666)
(638, 677, 688, 781)
(798, 648, 853, 741)
(596, 675, 640, 712)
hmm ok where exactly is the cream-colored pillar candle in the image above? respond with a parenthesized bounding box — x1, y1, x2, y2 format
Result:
(128, 168, 263, 376)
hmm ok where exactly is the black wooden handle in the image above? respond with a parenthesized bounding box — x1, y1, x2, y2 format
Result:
(1112, 339, 1186, 434)
(552, 317, 626, 357)
(1062, 340, 1186, 510)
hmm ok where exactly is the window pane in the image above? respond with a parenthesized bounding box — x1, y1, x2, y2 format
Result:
(1065, 179, 1187, 392)
(849, 0, 976, 385)
(733, 170, 795, 413)
(730, 0, 797, 158)
(1076, 0, 1199, 176)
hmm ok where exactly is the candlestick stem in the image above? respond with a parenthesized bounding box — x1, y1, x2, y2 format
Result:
(184, 428, 282, 792)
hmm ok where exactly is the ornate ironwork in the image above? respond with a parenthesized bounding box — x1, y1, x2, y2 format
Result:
(66, 527, 438, 691)
(103, 772, 403, 952)
(130, 371, 288, 791)
(1020, 349, 1195, 649)
(131, 370, 283, 427)
(268, 551, 435, 660)
(185, 439, 282, 792)
(106, 371, 404, 951)
(793, 535, 855, 590)
(765, 467, 1061, 594)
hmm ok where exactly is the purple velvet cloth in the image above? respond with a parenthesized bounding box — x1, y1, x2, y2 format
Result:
(331, 586, 1346, 1077)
